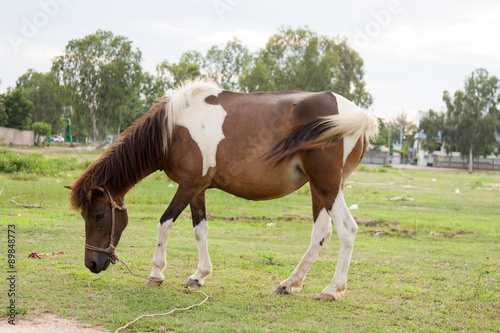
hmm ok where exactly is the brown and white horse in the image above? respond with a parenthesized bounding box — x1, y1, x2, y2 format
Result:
(68, 79, 378, 300)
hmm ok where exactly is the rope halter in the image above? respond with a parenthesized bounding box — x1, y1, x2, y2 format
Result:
(84, 188, 127, 264)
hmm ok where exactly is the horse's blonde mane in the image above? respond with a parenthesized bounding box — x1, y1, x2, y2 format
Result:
(158, 78, 221, 153)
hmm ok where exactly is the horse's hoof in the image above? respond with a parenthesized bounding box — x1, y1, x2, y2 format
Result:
(274, 285, 291, 295)
(313, 293, 336, 301)
(145, 278, 163, 286)
(182, 278, 201, 288)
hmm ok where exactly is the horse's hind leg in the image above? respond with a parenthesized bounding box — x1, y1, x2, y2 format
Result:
(275, 190, 332, 294)
(300, 141, 362, 300)
(182, 190, 212, 287)
(313, 189, 357, 300)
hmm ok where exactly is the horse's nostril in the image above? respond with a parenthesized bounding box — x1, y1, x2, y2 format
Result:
(103, 258, 110, 271)
(86, 260, 98, 272)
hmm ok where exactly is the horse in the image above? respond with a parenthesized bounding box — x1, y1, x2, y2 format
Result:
(68, 79, 379, 300)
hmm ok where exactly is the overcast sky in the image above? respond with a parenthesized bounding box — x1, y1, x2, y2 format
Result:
(1, 0, 499, 121)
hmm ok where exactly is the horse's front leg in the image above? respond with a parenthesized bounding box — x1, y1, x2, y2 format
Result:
(147, 184, 200, 285)
(147, 219, 174, 285)
(183, 191, 212, 287)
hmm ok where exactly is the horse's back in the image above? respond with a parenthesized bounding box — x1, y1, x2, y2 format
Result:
(163, 88, 362, 200)
(211, 91, 341, 198)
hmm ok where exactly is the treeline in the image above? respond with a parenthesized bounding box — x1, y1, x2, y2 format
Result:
(1, 26, 497, 170)
(419, 68, 499, 171)
(0, 27, 373, 143)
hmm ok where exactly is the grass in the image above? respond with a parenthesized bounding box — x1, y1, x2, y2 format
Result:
(0, 150, 499, 332)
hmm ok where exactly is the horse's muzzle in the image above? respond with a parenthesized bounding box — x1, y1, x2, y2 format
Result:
(85, 255, 110, 273)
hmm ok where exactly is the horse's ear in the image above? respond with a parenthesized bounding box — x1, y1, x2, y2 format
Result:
(90, 187, 105, 195)
(88, 187, 105, 203)
(64, 185, 72, 190)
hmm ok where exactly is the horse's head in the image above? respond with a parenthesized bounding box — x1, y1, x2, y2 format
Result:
(77, 187, 128, 273)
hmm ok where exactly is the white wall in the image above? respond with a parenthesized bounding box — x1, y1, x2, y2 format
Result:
(0, 127, 35, 146)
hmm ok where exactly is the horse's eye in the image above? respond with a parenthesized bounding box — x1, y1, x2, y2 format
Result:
(96, 213, 105, 221)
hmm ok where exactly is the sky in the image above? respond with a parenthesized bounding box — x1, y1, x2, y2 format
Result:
(1, 0, 499, 122)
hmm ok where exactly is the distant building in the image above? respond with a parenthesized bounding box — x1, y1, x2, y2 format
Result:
(412, 131, 448, 166)
(413, 111, 500, 170)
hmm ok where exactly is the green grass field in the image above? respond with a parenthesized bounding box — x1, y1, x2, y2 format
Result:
(0, 150, 499, 332)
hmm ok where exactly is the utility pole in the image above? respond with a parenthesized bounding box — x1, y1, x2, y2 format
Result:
(387, 124, 391, 164)
(400, 123, 403, 145)
(387, 124, 391, 151)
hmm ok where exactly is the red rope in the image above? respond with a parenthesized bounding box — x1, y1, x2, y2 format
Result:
(28, 251, 65, 259)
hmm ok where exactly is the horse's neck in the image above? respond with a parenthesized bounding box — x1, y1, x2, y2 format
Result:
(103, 138, 165, 197)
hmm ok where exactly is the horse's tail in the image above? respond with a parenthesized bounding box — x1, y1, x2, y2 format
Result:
(265, 110, 379, 166)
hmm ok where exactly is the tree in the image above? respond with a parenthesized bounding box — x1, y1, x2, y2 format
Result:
(442, 68, 499, 172)
(152, 27, 372, 108)
(0, 93, 7, 127)
(204, 38, 251, 91)
(239, 26, 372, 108)
(16, 69, 65, 134)
(419, 109, 444, 153)
(3, 89, 34, 130)
(371, 118, 389, 150)
(154, 40, 251, 93)
(156, 51, 203, 89)
(32, 122, 51, 142)
(52, 30, 143, 143)
(386, 111, 415, 145)
(140, 71, 165, 108)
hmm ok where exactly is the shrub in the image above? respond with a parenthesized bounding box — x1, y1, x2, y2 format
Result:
(0, 151, 85, 176)
(32, 122, 52, 138)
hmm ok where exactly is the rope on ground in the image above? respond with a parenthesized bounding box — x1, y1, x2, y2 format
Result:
(114, 259, 211, 333)
(10, 199, 51, 210)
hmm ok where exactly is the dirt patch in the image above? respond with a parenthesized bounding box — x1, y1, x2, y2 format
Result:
(184, 215, 386, 225)
(353, 217, 378, 226)
(400, 205, 427, 210)
(184, 213, 312, 221)
(0, 313, 109, 333)
(348, 181, 433, 190)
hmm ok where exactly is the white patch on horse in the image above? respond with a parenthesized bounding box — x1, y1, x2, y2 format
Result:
(277, 208, 332, 293)
(149, 220, 174, 282)
(320, 188, 358, 300)
(332, 92, 363, 165)
(176, 88, 226, 176)
(188, 219, 212, 285)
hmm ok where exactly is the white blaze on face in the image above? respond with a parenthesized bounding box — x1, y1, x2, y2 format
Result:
(176, 88, 227, 176)
(332, 93, 363, 166)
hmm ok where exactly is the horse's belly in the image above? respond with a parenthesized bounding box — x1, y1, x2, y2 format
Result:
(211, 157, 308, 200)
